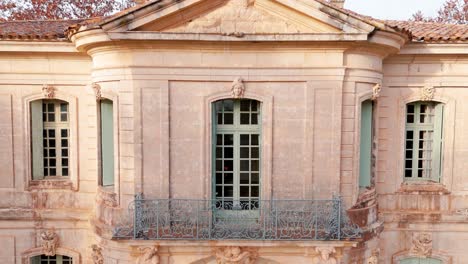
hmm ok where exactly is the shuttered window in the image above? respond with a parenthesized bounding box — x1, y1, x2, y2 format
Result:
(31, 99, 70, 179)
(359, 100, 373, 188)
(404, 102, 443, 182)
(99, 99, 114, 186)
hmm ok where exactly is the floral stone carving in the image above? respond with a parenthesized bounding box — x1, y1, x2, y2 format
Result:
(231, 77, 245, 99)
(410, 232, 432, 256)
(312, 247, 337, 264)
(40, 229, 59, 256)
(91, 244, 104, 264)
(215, 246, 258, 264)
(42, 84, 56, 99)
(137, 246, 159, 264)
(366, 249, 380, 264)
(420, 85, 435, 101)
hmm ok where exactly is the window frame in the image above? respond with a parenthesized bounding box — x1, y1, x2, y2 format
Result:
(396, 93, 455, 192)
(212, 99, 262, 207)
(24, 91, 78, 191)
(403, 101, 444, 182)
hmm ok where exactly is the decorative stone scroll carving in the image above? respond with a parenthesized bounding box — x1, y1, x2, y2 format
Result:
(366, 249, 380, 264)
(352, 187, 377, 209)
(91, 244, 104, 264)
(92, 83, 102, 101)
(215, 246, 258, 264)
(97, 187, 118, 207)
(372, 84, 381, 100)
(312, 247, 337, 264)
(137, 246, 159, 264)
(410, 232, 432, 257)
(40, 229, 59, 256)
(420, 85, 435, 101)
(231, 77, 245, 99)
(456, 208, 468, 216)
(42, 84, 56, 99)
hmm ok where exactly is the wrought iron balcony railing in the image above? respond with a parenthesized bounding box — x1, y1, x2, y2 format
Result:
(113, 196, 361, 241)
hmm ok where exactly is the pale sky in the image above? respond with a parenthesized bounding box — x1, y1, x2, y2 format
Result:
(344, 0, 446, 20)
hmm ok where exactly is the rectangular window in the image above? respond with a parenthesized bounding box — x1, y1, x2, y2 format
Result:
(100, 99, 114, 186)
(31, 100, 70, 179)
(31, 255, 72, 264)
(359, 100, 373, 188)
(404, 102, 443, 182)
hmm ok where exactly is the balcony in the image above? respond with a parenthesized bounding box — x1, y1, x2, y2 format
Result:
(113, 196, 361, 241)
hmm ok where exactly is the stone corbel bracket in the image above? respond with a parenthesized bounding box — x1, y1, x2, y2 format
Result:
(372, 83, 381, 101)
(92, 82, 102, 101)
(137, 246, 160, 264)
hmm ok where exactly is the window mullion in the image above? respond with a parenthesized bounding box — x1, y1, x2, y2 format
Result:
(233, 132, 240, 203)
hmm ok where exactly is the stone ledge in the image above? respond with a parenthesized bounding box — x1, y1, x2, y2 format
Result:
(397, 182, 450, 194)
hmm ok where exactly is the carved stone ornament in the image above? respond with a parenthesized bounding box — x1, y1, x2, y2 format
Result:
(40, 229, 59, 256)
(92, 83, 102, 101)
(410, 232, 432, 257)
(137, 246, 159, 264)
(91, 244, 104, 264)
(42, 84, 56, 99)
(366, 249, 380, 264)
(97, 187, 118, 207)
(420, 85, 435, 101)
(372, 83, 381, 100)
(231, 77, 246, 99)
(456, 208, 468, 216)
(312, 247, 337, 264)
(215, 246, 258, 264)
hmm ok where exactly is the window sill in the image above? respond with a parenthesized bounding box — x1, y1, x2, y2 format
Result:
(398, 181, 450, 194)
(28, 177, 74, 191)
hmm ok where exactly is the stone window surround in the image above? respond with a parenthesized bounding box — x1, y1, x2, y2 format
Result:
(203, 89, 273, 201)
(395, 89, 455, 193)
(23, 90, 79, 191)
(96, 88, 121, 206)
(392, 250, 452, 264)
(21, 247, 81, 264)
(353, 84, 379, 202)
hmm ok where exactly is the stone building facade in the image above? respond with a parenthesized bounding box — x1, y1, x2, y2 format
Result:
(0, 0, 467, 263)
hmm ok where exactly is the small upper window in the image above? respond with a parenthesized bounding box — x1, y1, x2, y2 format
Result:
(404, 102, 443, 182)
(31, 254, 73, 264)
(31, 99, 70, 179)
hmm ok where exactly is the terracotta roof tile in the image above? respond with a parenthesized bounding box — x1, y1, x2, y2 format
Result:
(0, 19, 84, 41)
(385, 20, 468, 42)
(1, 0, 468, 43)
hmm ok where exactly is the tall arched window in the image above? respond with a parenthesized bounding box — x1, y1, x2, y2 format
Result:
(213, 99, 261, 209)
(404, 101, 444, 182)
(31, 99, 70, 179)
(31, 254, 72, 264)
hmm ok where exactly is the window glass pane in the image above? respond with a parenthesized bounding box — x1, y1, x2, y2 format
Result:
(251, 186, 259, 197)
(224, 173, 233, 184)
(224, 113, 233, 124)
(223, 100, 234, 111)
(251, 160, 259, 171)
(240, 173, 249, 184)
(240, 100, 250, 111)
(224, 147, 233, 158)
(224, 134, 233, 146)
(251, 173, 259, 184)
(251, 135, 259, 146)
(240, 135, 249, 145)
(251, 147, 259, 158)
(251, 114, 258, 124)
(240, 160, 249, 171)
(240, 186, 249, 197)
(240, 147, 249, 158)
(224, 160, 233, 171)
(240, 113, 250, 124)
(224, 186, 233, 197)
(251, 101, 258, 111)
